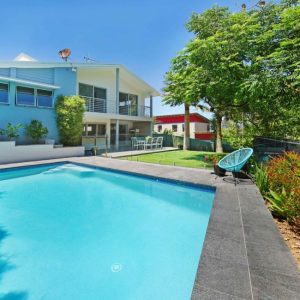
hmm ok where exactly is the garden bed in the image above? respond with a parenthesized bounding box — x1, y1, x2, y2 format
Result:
(274, 218, 300, 267)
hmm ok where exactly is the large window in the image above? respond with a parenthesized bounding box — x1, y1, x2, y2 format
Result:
(15, 86, 53, 108)
(172, 124, 178, 132)
(119, 92, 138, 116)
(79, 83, 107, 113)
(82, 123, 107, 136)
(0, 83, 9, 104)
(16, 86, 35, 106)
(37, 89, 53, 108)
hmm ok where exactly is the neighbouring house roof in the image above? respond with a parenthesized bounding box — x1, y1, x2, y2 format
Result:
(155, 113, 210, 124)
(14, 53, 38, 62)
(0, 58, 160, 97)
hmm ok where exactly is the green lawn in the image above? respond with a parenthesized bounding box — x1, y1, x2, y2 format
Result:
(119, 150, 226, 169)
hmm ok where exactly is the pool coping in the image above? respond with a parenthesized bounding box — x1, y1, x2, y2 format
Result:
(0, 157, 299, 299)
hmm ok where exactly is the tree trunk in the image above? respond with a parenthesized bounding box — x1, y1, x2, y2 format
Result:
(215, 114, 223, 153)
(183, 103, 190, 150)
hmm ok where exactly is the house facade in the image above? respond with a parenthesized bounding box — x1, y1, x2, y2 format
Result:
(154, 113, 214, 140)
(0, 54, 159, 150)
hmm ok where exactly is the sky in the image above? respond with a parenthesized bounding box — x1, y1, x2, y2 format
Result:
(0, 0, 252, 118)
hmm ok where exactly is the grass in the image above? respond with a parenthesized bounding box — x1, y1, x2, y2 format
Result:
(119, 150, 225, 169)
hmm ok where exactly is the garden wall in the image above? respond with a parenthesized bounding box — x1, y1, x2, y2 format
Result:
(0, 141, 84, 164)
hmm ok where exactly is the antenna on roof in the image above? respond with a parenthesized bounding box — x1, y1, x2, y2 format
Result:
(58, 48, 71, 62)
(84, 56, 96, 63)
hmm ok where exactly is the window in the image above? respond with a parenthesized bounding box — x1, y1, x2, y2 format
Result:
(0, 83, 9, 104)
(86, 124, 97, 136)
(158, 125, 162, 132)
(15, 86, 53, 108)
(16, 86, 35, 106)
(83, 124, 106, 136)
(119, 92, 138, 116)
(182, 124, 185, 132)
(37, 89, 53, 107)
(97, 124, 106, 136)
(172, 124, 178, 132)
(79, 83, 107, 113)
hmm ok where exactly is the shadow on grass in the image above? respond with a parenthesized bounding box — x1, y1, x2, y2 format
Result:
(0, 226, 28, 300)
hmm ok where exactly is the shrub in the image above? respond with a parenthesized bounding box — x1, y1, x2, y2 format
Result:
(0, 123, 23, 141)
(254, 164, 269, 195)
(266, 152, 300, 227)
(55, 95, 85, 146)
(25, 120, 48, 143)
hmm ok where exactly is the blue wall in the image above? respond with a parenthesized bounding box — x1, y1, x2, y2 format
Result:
(0, 67, 76, 143)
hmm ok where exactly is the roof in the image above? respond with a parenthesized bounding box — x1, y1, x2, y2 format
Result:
(155, 113, 210, 124)
(0, 59, 160, 97)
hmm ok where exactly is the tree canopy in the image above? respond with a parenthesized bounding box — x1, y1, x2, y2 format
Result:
(163, 1, 300, 152)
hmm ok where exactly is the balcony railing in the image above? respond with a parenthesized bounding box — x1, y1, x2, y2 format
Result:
(119, 105, 151, 117)
(82, 96, 151, 118)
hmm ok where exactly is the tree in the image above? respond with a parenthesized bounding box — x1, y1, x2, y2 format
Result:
(25, 120, 48, 143)
(55, 95, 85, 146)
(186, 7, 251, 152)
(163, 52, 200, 150)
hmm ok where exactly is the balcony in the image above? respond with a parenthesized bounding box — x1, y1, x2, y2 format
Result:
(119, 105, 151, 118)
(82, 96, 151, 118)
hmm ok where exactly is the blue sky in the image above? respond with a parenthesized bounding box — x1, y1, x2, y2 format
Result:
(0, 0, 249, 117)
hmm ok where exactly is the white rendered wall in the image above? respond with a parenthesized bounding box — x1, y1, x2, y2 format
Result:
(0, 142, 84, 164)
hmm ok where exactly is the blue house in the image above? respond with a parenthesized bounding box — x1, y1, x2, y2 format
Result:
(0, 53, 159, 150)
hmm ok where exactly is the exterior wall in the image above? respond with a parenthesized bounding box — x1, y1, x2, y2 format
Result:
(0, 141, 84, 164)
(154, 122, 209, 139)
(77, 68, 147, 114)
(0, 67, 76, 143)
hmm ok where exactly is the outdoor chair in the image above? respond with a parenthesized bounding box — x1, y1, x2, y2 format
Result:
(155, 137, 163, 149)
(217, 148, 253, 185)
(145, 137, 153, 150)
(151, 137, 158, 149)
(131, 137, 145, 150)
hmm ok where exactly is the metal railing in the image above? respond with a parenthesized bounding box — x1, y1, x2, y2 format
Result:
(81, 96, 151, 117)
(119, 105, 151, 117)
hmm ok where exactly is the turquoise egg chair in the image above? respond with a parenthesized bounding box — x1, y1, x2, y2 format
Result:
(218, 148, 253, 184)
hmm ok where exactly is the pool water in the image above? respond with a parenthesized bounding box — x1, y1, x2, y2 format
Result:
(0, 163, 214, 300)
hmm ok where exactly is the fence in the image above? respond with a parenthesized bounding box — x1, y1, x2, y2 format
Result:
(153, 134, 215, 152)
(253, 136, 300, 162)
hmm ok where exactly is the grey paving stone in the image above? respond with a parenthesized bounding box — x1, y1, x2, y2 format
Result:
(202, 232, 247, 265)
(206, 218, 244, 242)
(250, 265, 300, 294)
(195, 253, 252, 299)
(192, 285, 247, 300)
(246, 240, 299, 275)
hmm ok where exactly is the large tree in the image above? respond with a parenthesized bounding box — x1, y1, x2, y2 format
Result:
(163, 51, 200, 150)
(187, 7, 251, 152)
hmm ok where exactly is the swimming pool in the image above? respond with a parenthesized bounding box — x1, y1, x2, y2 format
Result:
(0, 163, 215, 300)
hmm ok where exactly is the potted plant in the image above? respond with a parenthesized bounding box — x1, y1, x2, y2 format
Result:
(25, 120, 48, 144)
(213, 159, 226, 176)
(0, 123, 24, 141)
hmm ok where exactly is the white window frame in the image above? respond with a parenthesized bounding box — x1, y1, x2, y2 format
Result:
(0, 82, 9, 105)
(15, 85, 53, 108)
(37, 89, 54, 108)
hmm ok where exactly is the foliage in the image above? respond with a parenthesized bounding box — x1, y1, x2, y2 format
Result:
(55, 95, 85, 146)
(163, 128, 173, 135)
(222, 121, 254, 149)
(265, 152, 300, 226)
(254, 164, 269, 195)
(163, 1, 300, 152)
(0, 123, 23, 141)
(25, 120, 48, 143)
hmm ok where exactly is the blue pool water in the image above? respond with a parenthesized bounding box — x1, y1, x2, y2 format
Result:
(0, 163, 214, 300)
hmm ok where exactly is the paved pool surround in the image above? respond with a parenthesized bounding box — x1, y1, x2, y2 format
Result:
(0, 157, 299, 299)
